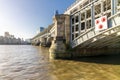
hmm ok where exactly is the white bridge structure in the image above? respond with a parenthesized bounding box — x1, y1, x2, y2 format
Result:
(67, 0, 120, 49)
(32, 0, 120, 54)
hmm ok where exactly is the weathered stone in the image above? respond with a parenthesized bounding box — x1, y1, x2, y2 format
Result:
(49, 14, 71, 59)
(49, 40, 66, 59)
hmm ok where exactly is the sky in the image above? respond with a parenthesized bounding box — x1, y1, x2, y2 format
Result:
(0, 0, 75, 39)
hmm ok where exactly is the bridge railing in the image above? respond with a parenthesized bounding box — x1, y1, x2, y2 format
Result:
(71, 12, 120, 48)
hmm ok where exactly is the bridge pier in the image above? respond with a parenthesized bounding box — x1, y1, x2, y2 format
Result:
(45, 37, 53, 47)
(49, 37, 66, 59)
(49, 14, 71, 59)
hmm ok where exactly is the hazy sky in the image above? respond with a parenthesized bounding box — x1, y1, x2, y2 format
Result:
(0, 0, 75, 39)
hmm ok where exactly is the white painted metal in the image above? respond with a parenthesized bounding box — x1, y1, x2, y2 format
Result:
(72, 12, 120, 48)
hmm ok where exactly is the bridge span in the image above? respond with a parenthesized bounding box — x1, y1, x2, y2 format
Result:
(32, 0, 120, 59)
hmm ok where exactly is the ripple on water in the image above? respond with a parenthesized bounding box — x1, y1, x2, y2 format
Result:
(0, 45, 120, 80)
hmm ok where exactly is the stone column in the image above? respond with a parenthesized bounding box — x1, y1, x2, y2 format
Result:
(49, 14, 70, 59)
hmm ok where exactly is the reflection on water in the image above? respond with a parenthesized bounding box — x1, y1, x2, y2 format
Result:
(0, 45, 120, 80)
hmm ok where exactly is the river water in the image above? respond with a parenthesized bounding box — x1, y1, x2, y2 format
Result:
(0, 45, 120, 80)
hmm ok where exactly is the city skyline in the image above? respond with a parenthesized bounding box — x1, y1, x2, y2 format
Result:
(0, 0, 75, 39)
(0, 31, 28, 44)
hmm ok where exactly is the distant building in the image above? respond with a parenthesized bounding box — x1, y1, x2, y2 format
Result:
(36, 27, 45, 34)
(10, 35, 14, 38)
(4, 32, 10, 38)
(0, 32, 28, 45)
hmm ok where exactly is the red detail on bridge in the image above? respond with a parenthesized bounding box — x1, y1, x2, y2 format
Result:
(96, 20, 99, 24)
(101, 17, 106, 22)
(99, 24, 103, 29)
(95, 16, 108, 31)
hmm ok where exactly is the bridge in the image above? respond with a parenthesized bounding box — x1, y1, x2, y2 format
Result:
(31, 24, 54, 46)
(31, 0, 120, 59)
(31, 14, 70, 46)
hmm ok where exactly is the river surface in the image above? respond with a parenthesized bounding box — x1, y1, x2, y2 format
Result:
(0, 45, 120, 80)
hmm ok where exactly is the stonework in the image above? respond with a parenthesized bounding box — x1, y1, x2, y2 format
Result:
(53, 14, 70, 43)
(49, 14, 70, 59)
(49, 40, 66, 59)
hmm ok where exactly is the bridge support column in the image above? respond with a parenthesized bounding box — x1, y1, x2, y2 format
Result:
(49, 14, 71, 59)
(49, 37, 66, 59)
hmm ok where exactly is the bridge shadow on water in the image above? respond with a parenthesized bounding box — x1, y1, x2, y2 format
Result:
(69, 54, 120, 65)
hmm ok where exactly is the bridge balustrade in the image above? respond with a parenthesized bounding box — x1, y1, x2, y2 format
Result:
(71, 0, 120, 48)
(71, 12, 120, 48)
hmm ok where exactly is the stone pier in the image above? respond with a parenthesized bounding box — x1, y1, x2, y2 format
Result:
(49, 14, 70, 59)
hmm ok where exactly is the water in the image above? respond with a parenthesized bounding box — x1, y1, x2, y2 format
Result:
(0, 45, 120, 80)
